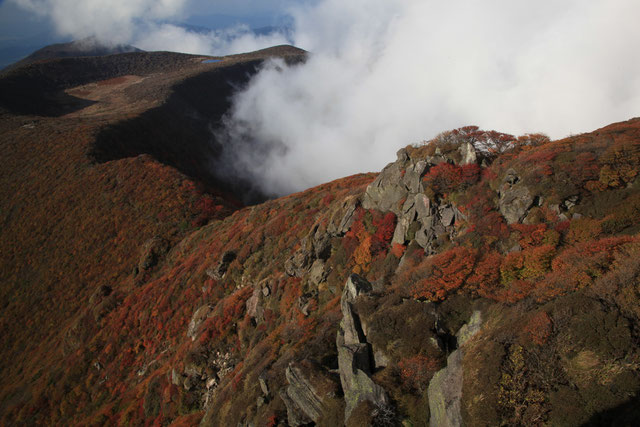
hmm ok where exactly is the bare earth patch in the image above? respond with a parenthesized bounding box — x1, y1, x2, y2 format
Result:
(65, 75, 152, 118)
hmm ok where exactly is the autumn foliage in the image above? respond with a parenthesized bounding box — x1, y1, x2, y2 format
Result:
(2, 87, 640, 427)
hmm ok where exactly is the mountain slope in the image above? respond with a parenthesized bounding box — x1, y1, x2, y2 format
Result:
(1, 46, 639, 426)
(3, 110, 640, 425)
(0, 45, 305, 425)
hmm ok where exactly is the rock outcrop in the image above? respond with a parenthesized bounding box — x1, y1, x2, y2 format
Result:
(327, 196, 360, 237)
(187, 304, 213, 341)
(281, 363, 326, 426)
(246, 286, 266, 322)
(206, 250, 237, 280)
(137, 236, 170, 273)
(337, 274, 390, 422)
(285, 223, 333, 278)
(363, 147, 469, 254)
(428, 311, 483, 427)
(498, 169, 535, 224)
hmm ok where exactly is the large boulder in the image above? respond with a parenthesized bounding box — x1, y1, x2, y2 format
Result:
(498, 169, 535, 224)
(308, 259, 328, 286)
(284, 241, 313, 277)
(245, 287, 264, 322)
(340, 275, 373, 346)
(362, 149, 412, 214)
(363, 146, 466, 252)
(285, 224, 334, 278)
(327, 196, 359, 237)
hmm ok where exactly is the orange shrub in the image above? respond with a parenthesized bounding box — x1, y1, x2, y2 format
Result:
(410, 247, 477, 301)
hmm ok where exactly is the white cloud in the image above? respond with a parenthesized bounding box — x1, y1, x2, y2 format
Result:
(220, 0, 640, 195)
(11, 0, 188, 43)
(132, 23, 289, 55)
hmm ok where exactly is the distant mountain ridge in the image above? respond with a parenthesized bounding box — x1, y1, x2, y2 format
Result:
(3, 36, 142, 71)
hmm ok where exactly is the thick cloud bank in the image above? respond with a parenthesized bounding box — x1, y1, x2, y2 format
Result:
(220, 0, 640, 196)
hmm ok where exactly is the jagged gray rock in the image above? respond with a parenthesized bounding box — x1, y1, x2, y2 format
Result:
(414, 193, 432, 221)
(499, 169, 534, 224)
(458, 141, 478, 165)
(428, 311, 483, 427)
(258, 372, 269, 396)
(362, 165, 407, 214)
(499, 185, 534, 224)
(286, 223, 335, 278)
(373, 349, 390, 368)
(392, 197, 418, 244)
(309, 259, 328, 286)
(206, 250, 236, 280)
(340, 274, 372, 345)
(187, 304, 213, 341)
(246, 287, 264, 322)
(282, 364, 325, 425)
(327, 196, 359, 237)
(284, 240, 313, 277)
(280, 389, 312, 426)
(337, 274, 389, 422)
(415, 225, 434, 250)
(311, 229, 332, 260)
(403, 159, 427, 193)
(363, 147, 468, 253)
(429, 349, 463, 427)
(562, 195, 580, 211)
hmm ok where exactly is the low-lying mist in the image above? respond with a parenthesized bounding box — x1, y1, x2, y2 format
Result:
(12, 0, 640, 197)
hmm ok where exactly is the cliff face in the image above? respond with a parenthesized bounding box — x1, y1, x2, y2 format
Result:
(1, 46, 640, 425)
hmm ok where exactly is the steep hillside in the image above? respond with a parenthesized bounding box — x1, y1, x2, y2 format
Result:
(2, 84, 639, 427)
(0, 45, 305, 425)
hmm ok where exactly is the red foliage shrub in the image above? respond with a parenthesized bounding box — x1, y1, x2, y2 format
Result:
(492, 279, 536, 304)
(422, 163, 481, 196)
(566, 218, 602, 244)
(398, 355, 440, 392)
(467, 250, 502, 298)
(410, 247, 477, 301)
(321, 193, 335, 206)
(511, 223, 548, 248)
(372, 211, 397, 244)
(192, 195, 224, 226)
(391, 243, 406, 258)
(524, 312, 553, 346)
(534, 236, 638, 301)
